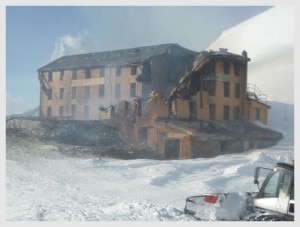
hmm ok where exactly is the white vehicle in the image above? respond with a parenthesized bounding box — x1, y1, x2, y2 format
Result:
(184, 162, 294, 221)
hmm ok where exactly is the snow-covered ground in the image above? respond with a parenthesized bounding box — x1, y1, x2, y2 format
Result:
(6, 101, 294, 221)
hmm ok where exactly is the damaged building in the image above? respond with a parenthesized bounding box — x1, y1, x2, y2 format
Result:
(37, 43, 198, 120)
(37, 44, 282, 159)
(118, 48, 282, 159)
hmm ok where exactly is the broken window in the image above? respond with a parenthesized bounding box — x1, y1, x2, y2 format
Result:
(99, 66, 105, 77)
(59, 88, 64, 99)
(72, 69, 77, 80)
(235, 83, 241, 98)
(209, 104, 216, 120)
(48, 71, 53, 82)
(47, 106, 51, 117)
(234, 63, 240, 76)
(84, 105, 89, 120)
(223, 105, 230, 120)
(115, 84, 121, 98)
(256, 109, 260, 121)
(60, 70, 64, 81)
(189, 102, 197, 120)
(71, 87, 76, 99)
(116, 66, 121, 76)
(71, 104, 76, 117)
(99, 84, 105, 97)
(48, 89, 52, 100)
(234, 106, 240, 120)
(59, 106, 64, 117)
(224, 61, 230, 74)
(85, 69, 91, 79)
(224, 82, 230, 97)
(164, 139, 180, 159)
(138, 127, 148, 145)
(130, 83, 136, 97)
(208, 81, 215, 96)
(84, 86, 90, 99)
(131, 65, 137, 75)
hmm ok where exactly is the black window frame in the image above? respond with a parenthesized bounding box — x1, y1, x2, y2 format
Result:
(224, 82, 230, 97)
(234, 63, 241, 76)
(59, 88, 64, 99)
(131, 65, 137, 75)
(235, 83, 241, 98)
(209, 104, 216, 121)
(224, 61, 230, 74)
(99, 66, 105, 77)
(84, 86, 90, 99)
(223, 105, 230, 120)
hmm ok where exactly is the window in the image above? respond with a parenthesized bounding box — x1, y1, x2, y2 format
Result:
(189, 102, 197, 119)
(224, 61, 230, 74)
(234, 106, 240, 120)
(208, 81, 215, 96)
(209, 104, 216, 120)
(224, 82, 230, 97)
(164, 139, 180, 159)
(234, 63, 240, 76)
(47, 106, 51, 117)
(72, 70, 77, 80)
(84, 86, 90, 99)
(99, 84, 105, 97)
(48, 71, 53, 82)
(59, 106, 64, 117)
(71, 104, 76, 117)
(84, 105, 89, 120)
(115, 84, 121, 98)
(71, 87, 76, 99)
(235, 83, 241, 98)
(85, 69, 91, 79)
(130, 83, 136, 97)
(256, 109, 260, 121)
(223, 105, 230, 120)
(262, 171, 281, 198)
(100, 66, 105, 77)
(59, 88, 64, 99)
(60, 70, 64, 81)
(48, 89, 52, 100)
(116, 66, 121, 76)
(131, 65, 137, 75)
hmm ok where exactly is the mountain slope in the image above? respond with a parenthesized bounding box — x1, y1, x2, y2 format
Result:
(208, 6, 294, 104)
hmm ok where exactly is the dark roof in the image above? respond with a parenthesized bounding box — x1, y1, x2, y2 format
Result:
(38, 43, 199, 72)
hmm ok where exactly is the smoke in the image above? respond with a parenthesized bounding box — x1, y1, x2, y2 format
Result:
(51, 32, 88, 60)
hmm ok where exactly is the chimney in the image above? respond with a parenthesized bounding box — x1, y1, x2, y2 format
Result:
(219, 48, 228, 53)
(242, 50, 248, 58)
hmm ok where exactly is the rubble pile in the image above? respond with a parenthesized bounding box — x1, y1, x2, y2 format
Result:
(6, 117, 158, 160)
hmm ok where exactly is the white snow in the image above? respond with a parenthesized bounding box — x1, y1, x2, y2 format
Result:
(5, 7, 295, 222)
(6, 101, 294, 221)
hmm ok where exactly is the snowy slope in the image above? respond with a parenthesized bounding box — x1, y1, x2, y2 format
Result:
(6, 101, 294, 221)
(5, 7, 295, 221)
(208, 6, 294, 105)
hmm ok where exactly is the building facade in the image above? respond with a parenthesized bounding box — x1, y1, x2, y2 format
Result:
(118, 49, 277, 159)
(38, 44, 198, 120)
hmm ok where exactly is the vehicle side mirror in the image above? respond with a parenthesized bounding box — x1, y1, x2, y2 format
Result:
(254, 167, 260, 188)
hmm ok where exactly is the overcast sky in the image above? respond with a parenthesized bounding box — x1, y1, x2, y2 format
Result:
(6, 6, 272, 115)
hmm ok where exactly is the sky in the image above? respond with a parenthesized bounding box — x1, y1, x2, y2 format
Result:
(6, 6, 273, 115)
